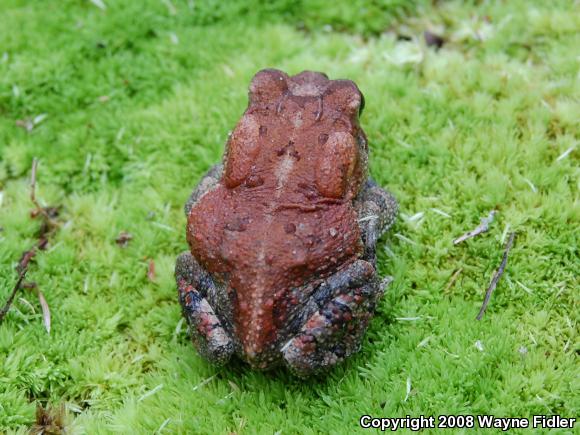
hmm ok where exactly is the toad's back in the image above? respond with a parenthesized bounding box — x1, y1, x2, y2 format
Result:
(186, 70, 369, 364)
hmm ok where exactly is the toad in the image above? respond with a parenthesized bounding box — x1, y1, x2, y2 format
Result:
(175, 69, 397, 377)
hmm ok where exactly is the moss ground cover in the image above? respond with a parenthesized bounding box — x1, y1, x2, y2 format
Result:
(0, 0, 578, 432)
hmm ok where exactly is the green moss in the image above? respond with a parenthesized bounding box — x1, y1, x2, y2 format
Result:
(1, 0, 578, 432)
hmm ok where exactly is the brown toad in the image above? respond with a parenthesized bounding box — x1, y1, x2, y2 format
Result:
(175, 69, 397, 377)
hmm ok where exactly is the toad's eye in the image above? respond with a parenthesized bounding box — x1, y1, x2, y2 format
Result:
(324, 80, 363, 117)
(315, 132, 357, 199)
(249, 69, 289, 105)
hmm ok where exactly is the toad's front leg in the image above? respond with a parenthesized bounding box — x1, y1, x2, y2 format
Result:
(281, 260, 389, 377)
(355, 178, 398, 263)
(176, 252, 234, 365)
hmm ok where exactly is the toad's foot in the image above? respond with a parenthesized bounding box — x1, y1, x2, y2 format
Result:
(176, 252, 234, 365)
(281, 260, 389, 377)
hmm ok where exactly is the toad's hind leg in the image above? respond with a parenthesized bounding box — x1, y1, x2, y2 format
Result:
(355, 178, 398, 262)
(281, 260, 389, 377)
(176, 252, 234, 365)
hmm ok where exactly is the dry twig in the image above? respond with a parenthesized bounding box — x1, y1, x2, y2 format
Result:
(0, 159, 58, 327)
(476, 232, 516, 320)
(444, 267, 463, 293)
(0, 269, 28, 322)
(453, 210, 496, 245)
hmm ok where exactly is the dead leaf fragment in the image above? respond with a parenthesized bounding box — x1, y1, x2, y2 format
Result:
(89, 0, 107, 10)
(37, 289, 51, 334)
(424, 30, 445, 49)
(31, 403, 67, 435)
(16, 119, 34, 132)
(15, 114, 47, 132)
(147, 259, 156, 282)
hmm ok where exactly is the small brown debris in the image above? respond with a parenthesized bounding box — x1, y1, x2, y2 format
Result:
(21, 281, 38, 289)
(147, 259, 156, 282)
(115, 231, 133, 247)
(453, 210, 496, 245)
(37, 237, 49, 250)
(476, 232, 516, 320)
(30, 207, 58, 220)
(16, 118, 34, 132)
(424, 31, 445, 49)
(31, 403, 67, 435)
(17, 248, 37, 272)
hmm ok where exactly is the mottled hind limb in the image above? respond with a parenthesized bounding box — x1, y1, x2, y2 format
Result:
(281, 260, 389, 377)
(175, 251, 234, 365)
(184, 164, 223, 217)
